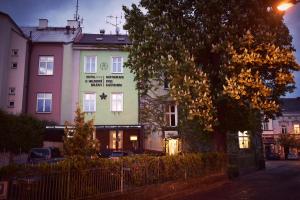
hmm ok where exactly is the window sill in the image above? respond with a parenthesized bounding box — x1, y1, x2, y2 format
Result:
(36, 112, 52, 114)
(37, 74, 54, 76)
(111, 72, 124, 74)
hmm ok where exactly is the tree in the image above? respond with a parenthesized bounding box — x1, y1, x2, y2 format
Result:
(123, 0, 299, 151)
(63, 106, 99, 159)
(0, 109, 44, 153)
(277, 134, 298, 160)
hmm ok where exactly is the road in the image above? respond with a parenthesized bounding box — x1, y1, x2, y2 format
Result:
(174, 161, 300, 200)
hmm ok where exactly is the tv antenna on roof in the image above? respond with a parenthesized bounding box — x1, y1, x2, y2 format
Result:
(74, 0, 80, 21)
(106, 14, 123, 35)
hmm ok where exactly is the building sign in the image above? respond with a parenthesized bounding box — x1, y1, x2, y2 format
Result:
(85, 75, 124, 87)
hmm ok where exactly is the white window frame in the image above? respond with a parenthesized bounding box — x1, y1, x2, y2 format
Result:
(111, 93, 123, 112)
(238, 131, 250, 149)
(38, 56, 54, 75)
(111, 56, 123, 74)
(8, 87, 15, 95)
(84, 56, 97, 73)
(165, 104, 178, 127)
(83, 93, 96, 112)
(36, 93, 52, 113)
(281, 125, 288, 134)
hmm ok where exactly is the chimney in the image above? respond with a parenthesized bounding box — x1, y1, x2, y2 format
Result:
(66, 26, 71, 34)
(100, 29, 105, 35)
(38, 19, 48, 29)
(67, 20, 79, 29)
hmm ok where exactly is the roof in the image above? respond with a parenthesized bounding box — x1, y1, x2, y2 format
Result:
(76, 34, 131, 45)
(280, 98, 300, 113)
(0, 11, 27, 38)
(21, 26, 81, 43)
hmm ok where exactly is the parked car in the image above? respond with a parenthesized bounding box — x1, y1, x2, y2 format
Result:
(27, 147, 63, 164)
(287, 153, 299, 160)
(266, 153, 280, 160)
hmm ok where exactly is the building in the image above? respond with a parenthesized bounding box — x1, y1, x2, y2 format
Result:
(0, 12, 29, 114)
(73, 33, 141, 153)
(262, 98, 300, 158)
(142, 78, 180, 155)
(21, 19, 81, 124)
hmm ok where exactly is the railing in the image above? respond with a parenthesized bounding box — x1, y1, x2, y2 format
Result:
(8, 168, 125, 200)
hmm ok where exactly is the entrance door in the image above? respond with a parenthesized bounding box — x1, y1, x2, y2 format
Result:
(109, 130, 123, 150)
(166, 139, 179, 155)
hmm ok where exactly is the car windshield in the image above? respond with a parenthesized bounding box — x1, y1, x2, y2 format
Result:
(30, 149, 50, 158)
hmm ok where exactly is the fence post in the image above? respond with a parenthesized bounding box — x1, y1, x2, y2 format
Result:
(120, 162, 124, 192)
(66, 161, 71, 200)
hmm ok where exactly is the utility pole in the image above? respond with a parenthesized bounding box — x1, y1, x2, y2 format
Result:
(106, 15, 123, 35)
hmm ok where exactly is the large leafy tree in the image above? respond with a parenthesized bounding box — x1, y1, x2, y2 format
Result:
(123, 0, 299, 150)
(0, 110, 45, 153)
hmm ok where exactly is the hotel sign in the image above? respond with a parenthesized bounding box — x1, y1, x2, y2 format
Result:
(85, 75, 124, 87)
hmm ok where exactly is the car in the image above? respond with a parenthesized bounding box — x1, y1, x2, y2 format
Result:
(266, 153, 280, 160)
(287, 153, 299, 160)
(108, 151, 129, 160)
(27, 147, 63, 164)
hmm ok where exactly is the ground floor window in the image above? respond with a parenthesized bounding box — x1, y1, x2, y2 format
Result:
(165, 138, 180, 155)
(109, 130, 123, 150)
(238, 131, 250, 149)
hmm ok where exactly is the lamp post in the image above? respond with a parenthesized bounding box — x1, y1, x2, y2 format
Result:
(277, 0, 300, 11)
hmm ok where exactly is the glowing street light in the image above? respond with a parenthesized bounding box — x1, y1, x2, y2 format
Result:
(277, 0, 299, 11)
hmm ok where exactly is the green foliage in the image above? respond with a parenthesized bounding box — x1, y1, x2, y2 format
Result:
(0, 153, 227, 185)
(0, 109, 44, 153)
(63, 106, 99, 161)
(123, 0, 299, 135)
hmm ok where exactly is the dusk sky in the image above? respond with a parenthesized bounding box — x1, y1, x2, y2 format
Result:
(1, 0, 299, 97)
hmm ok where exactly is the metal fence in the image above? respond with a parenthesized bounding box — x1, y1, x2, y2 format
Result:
(7, 167, 128, 200)
(4, 154, 227, 200)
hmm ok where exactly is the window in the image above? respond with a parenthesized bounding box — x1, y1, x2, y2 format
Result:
(8, 101, 15, 108)
(294, 124, 300, 134)
(165, 104, 178, 127)
(11, 62, 18, 69)
(109, 130, 123, 149)
(36, 93, 52, 113)
(84, 56, 97, 73)
(111, 93, 123, 112)
(8, 87, 15, 95)
(238, 131, 250, 149)
(83, 93, 96, 112)
(39, 56, 54, 75)
(11, 49, 18, 56)
(262, 122, 269, 130)
(281, 125, 287, 134)
(112, 57, 123, 73)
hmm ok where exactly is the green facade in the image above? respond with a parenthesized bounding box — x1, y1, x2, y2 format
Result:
(79, 50, 138, 125)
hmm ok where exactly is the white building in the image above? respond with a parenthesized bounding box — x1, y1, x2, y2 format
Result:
(262, 98, 300, 158)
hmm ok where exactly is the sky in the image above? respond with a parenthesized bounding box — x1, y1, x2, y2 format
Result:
(0, 0, 299, 97)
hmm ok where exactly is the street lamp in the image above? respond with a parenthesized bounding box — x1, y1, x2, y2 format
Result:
(277, 0, 300, 11)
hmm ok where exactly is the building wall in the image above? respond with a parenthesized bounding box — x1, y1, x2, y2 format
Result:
(71, 50, 80, 121)
(0, 15, 28, 114)
(79, 50, 138, 125)
(27, 44, 63, 123)
(60, 43, 74, 124)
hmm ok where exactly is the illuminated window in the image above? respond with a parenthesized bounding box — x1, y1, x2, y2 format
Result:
(165, 104, 177, 127)
(294, 124, 300, 134)
(238, 131, 250, 149)
(281, 125, 287, 134)
(112, 57, 123, 73)
(111, 93, 123, 112)
(83, 93, 96, 112)
(84, 56, 97, 73)
(36, 93, 52, 113)
(39, 56, 54, 75)
(109, 130, 123, 149)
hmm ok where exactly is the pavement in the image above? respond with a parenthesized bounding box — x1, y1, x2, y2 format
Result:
(172, 161, 300, 200)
